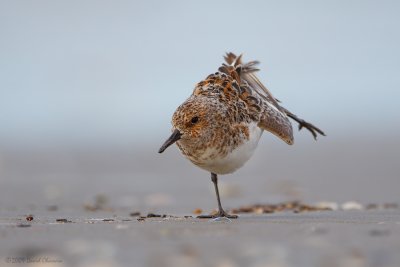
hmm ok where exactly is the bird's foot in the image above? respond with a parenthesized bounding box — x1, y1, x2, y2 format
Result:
(297, 120, 326, 140)
(197, 210, 238, 219)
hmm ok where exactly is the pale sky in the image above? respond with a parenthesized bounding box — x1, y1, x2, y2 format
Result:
(1, 0, 399, 148)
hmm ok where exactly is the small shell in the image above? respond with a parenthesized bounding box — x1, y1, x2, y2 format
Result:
(341, 201, 363, 210)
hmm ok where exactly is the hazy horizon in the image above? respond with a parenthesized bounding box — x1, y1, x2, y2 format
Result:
(1, 1, 400, 149)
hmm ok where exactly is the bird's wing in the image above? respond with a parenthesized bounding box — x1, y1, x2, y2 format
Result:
(244, 75, 294, 145)
(221, 52, 294, 145)
(222, 52, 325, 141)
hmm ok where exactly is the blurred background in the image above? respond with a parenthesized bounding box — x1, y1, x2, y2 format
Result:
(0, 0, 399, 214)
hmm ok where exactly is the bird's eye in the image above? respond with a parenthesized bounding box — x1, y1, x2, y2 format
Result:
(191, 116, 199, 124)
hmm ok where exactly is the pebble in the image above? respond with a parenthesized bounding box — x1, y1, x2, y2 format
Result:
(341, 201, 363, 210)
(192, 208, 203, 215)
(147, 213, 163, 218)
(56, 218, 73, 223)
(315, 201, 339, 211)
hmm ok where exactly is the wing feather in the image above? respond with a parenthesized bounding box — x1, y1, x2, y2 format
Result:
(223, 52, 294, 145)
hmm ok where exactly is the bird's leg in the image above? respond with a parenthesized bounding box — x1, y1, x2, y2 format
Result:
(211, 173, 226, 216)
(197, 173, 238, 219)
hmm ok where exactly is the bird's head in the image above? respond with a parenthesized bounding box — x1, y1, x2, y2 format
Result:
(158, 96, 223, 153)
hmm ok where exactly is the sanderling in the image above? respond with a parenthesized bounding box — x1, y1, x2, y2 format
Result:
(159, 52, 325, 218)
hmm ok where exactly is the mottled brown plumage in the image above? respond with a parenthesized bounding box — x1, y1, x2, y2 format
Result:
(159, 52, 325, 218)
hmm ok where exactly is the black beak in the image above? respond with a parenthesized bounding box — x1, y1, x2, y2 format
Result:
(158, 129, 182, 153)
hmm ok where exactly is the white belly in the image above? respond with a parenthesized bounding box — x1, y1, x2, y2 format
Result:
(199, 123, 263, 175)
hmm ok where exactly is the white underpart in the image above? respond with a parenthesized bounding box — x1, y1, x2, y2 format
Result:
(200, 122, 263, 175)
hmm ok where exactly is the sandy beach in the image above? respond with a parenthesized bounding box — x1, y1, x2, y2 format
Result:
(1, 209, 399, 267)
(0, 138, 399, 266)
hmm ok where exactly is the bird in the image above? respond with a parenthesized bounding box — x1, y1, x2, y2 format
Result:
(159, 52, 325, 218)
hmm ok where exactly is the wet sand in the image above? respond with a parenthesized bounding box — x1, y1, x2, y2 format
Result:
(0, 138, 399, 266)
(1, 210, 399, 267)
